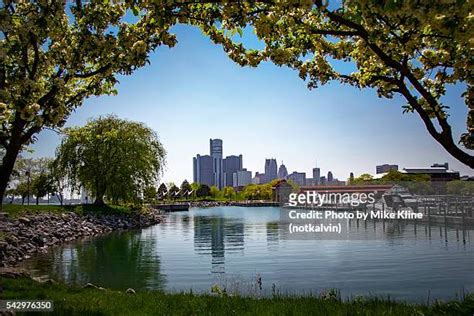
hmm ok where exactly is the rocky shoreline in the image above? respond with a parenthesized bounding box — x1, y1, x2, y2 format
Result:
(0, 210, 162, 268)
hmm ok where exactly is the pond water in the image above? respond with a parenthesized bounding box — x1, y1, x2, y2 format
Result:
(22, 206, 474, 302)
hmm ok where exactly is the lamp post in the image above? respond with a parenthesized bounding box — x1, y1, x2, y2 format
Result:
(26, 170, 31, 205)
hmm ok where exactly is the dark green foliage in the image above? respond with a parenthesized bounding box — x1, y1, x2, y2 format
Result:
(196, 184, 211, 198)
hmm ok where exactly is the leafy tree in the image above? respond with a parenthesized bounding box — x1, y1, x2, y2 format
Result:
(222, 186, 236, 199)
(53, 116, 166, 205)
(168, 184, 180, 200)
(352, 174, 375, 184)
(7, 157, 51, 204)
(13, 181, 29, 205)
(205, 1, 473, 167)
(180, 180, 192, 199)
(209, 186, 221, 198)
(380, 170, 430, 183)
(48, 159, 67, 205)
(157, 183, 168, 201)
(447, 180, 474, 196)
(143, 186, 158, 203)
(31, 172, 52, 205)
(0, 1, 198, 203)
(10, 157, 50, 184)
(196, 184, 211, 198)
(190, 182, 200, 199)
(241, 183, 272, 200)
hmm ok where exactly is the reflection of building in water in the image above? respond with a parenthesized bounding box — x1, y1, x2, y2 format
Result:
(193, 216, 244, 271)
(266, 222, 280, 249)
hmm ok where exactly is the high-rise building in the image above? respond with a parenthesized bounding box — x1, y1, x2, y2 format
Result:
(233, 169, 252, 187)
(320, 176, 327, 185)
(210, 139, 224, 188)
(210, 139, 223, 159)
(264, 158, 278, 183)
(223, 155, 243, 187)
(253, 172, 266, 184)
(278, 162, 288, 179)
(376, 164, 399, 174)
(288, 171, 306, 187)
(312, 168, 320, 185)
(327, 171, 334, 183)
(193, 155, 214, 187)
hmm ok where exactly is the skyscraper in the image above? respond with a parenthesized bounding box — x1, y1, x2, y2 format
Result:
(193, 155, 214, 187)
(278, 162, 288, 179)
(288, 171, 306, 186)
(327, 171, 334, 183)
(264, 158, 278, 183)
(223, 155, 243, 187)
(210, 139, 224, 188)
(233, 169, 252, 187)
(253, 172, 266, 184)
(312, 167, 320, 185)
(210, 139, 223, 159)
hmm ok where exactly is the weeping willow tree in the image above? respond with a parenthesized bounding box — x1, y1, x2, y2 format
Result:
(53, 116, 165, 205)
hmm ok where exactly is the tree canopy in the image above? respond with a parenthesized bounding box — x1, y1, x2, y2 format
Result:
(53, 116, 166, 205)
(168, 184, 180, 199)
(0, 0, 187, 202)
(157, 183, 168, 200)
(1, 1, 472, 205)
(199, 0, 473, 167)
(196, 184, 211, 198)
(31, 172, 54, 205)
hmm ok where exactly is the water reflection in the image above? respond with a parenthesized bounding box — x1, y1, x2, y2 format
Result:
(21, 207, 474, 301)
(24, 230, 166, 290)
(193, 217, 244, 272)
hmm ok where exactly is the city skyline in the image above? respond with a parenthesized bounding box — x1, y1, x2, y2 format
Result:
(24, 24, 474, 184)
(190, 138, 464, 189)
(193, 138, 342, 188)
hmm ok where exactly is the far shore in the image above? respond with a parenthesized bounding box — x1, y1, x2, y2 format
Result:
(153, 200, 280, 208)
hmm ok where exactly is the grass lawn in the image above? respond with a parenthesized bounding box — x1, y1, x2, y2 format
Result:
(1, 204, 133, 217)
(1, 277, 473, 315)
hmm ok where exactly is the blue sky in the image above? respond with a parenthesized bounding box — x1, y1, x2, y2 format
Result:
(28, 24, 473, 184)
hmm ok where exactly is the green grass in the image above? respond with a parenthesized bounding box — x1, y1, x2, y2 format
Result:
(1, 277, 473, 315)
(1, 204, 134, 217)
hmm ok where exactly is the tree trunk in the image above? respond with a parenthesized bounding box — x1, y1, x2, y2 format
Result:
(36, 196, 39, 205)
(94, 195, 105, 206)
(93, 181, 106, 206)
(0, 139, 22, 208)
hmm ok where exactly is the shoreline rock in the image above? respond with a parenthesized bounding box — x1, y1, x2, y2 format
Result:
(0, 209, 162, 268)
